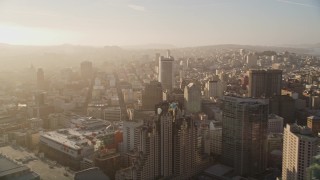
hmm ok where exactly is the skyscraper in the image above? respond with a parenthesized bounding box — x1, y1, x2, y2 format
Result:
(116, 102, 205, 180)
(158, 50, 174, 91)
(222, 96, 269, 176)
(282, 124, 318, 180)
(248, 69, 282, 98)
(184, 82, 201, 114)
(266, 69, 282, 97)
(141, 81, 163, 110)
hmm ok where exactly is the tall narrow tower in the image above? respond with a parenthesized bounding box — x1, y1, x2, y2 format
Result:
(158, 51, 174, 92)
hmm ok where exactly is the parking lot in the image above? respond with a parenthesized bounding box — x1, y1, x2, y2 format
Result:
(0, 146, 74, 180)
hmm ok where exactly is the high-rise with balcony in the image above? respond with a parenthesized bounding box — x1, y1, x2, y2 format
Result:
(116, 102, 205, 180)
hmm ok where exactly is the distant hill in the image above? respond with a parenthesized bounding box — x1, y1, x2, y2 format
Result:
(177, 44, 312, 54)
(122, 43, 177, 50)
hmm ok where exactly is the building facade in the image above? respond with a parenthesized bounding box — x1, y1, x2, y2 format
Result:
(184, 83, 201, 114)
(282, 124, 319, 180)
(158, 52, 174, 92)
(248, 69, 282, 98)
(222, 96, 269, 176)
(141, 81, 163, 110)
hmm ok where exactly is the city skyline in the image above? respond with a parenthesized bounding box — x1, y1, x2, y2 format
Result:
(0, 0, 320, 46)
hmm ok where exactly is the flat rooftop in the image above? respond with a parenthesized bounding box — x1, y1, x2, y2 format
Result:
(204, 164, 234, 177)
(0, 146, 73, 180)
(0, 155, 29, 177)
(75, 167, 109, 180)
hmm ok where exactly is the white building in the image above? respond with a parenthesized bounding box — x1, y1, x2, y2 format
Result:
(282, 124, 319, 180)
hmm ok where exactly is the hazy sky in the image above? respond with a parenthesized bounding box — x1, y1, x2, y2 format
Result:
(0, 0, 319, 47)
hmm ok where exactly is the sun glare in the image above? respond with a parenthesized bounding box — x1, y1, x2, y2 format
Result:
(0, 24, 73, 45)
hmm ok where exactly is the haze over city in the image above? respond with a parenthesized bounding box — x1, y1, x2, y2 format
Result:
(1, 1, 320, 180)
(0, 0, 320, 46)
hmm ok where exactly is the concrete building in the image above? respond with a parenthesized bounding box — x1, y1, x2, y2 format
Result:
(122, 120, 144, 153)
(269, 95, 295, 125)
(282, 124, 319, 180)
(39, 118, 110, 170)
(184, 83, 201, 114)
(266, 133, 283, 168)
(307, 116, 320, 135)
(116, 102, 205, 179)
(158, 51, 174, 91)
(266, 69, 283, 97)
(94, 149, 121, 179)
(222, 96, 269, 176)
(205, 79, 226, 98)
(141, 81, 162, 110)
(248, 69, 282, 98)
(268, 114, 284, 134)
(0, 154, 40, 180)
(103, 106, 121, 122)
(87, 103, 108, 119)
(39, 129, 95, 170)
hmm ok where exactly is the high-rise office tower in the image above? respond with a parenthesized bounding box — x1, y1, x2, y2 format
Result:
(158, 50, 174, 91)
(222, 96, 269, 176)
(141, 81, 163, 110)
(266, 69, 282, 97)
(282, 124, 319, 180)
(80, 61, 93, 80)
(248, 69, 282, 98)
(184, 82, 201, 114)
(37, 68, 45, 90)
